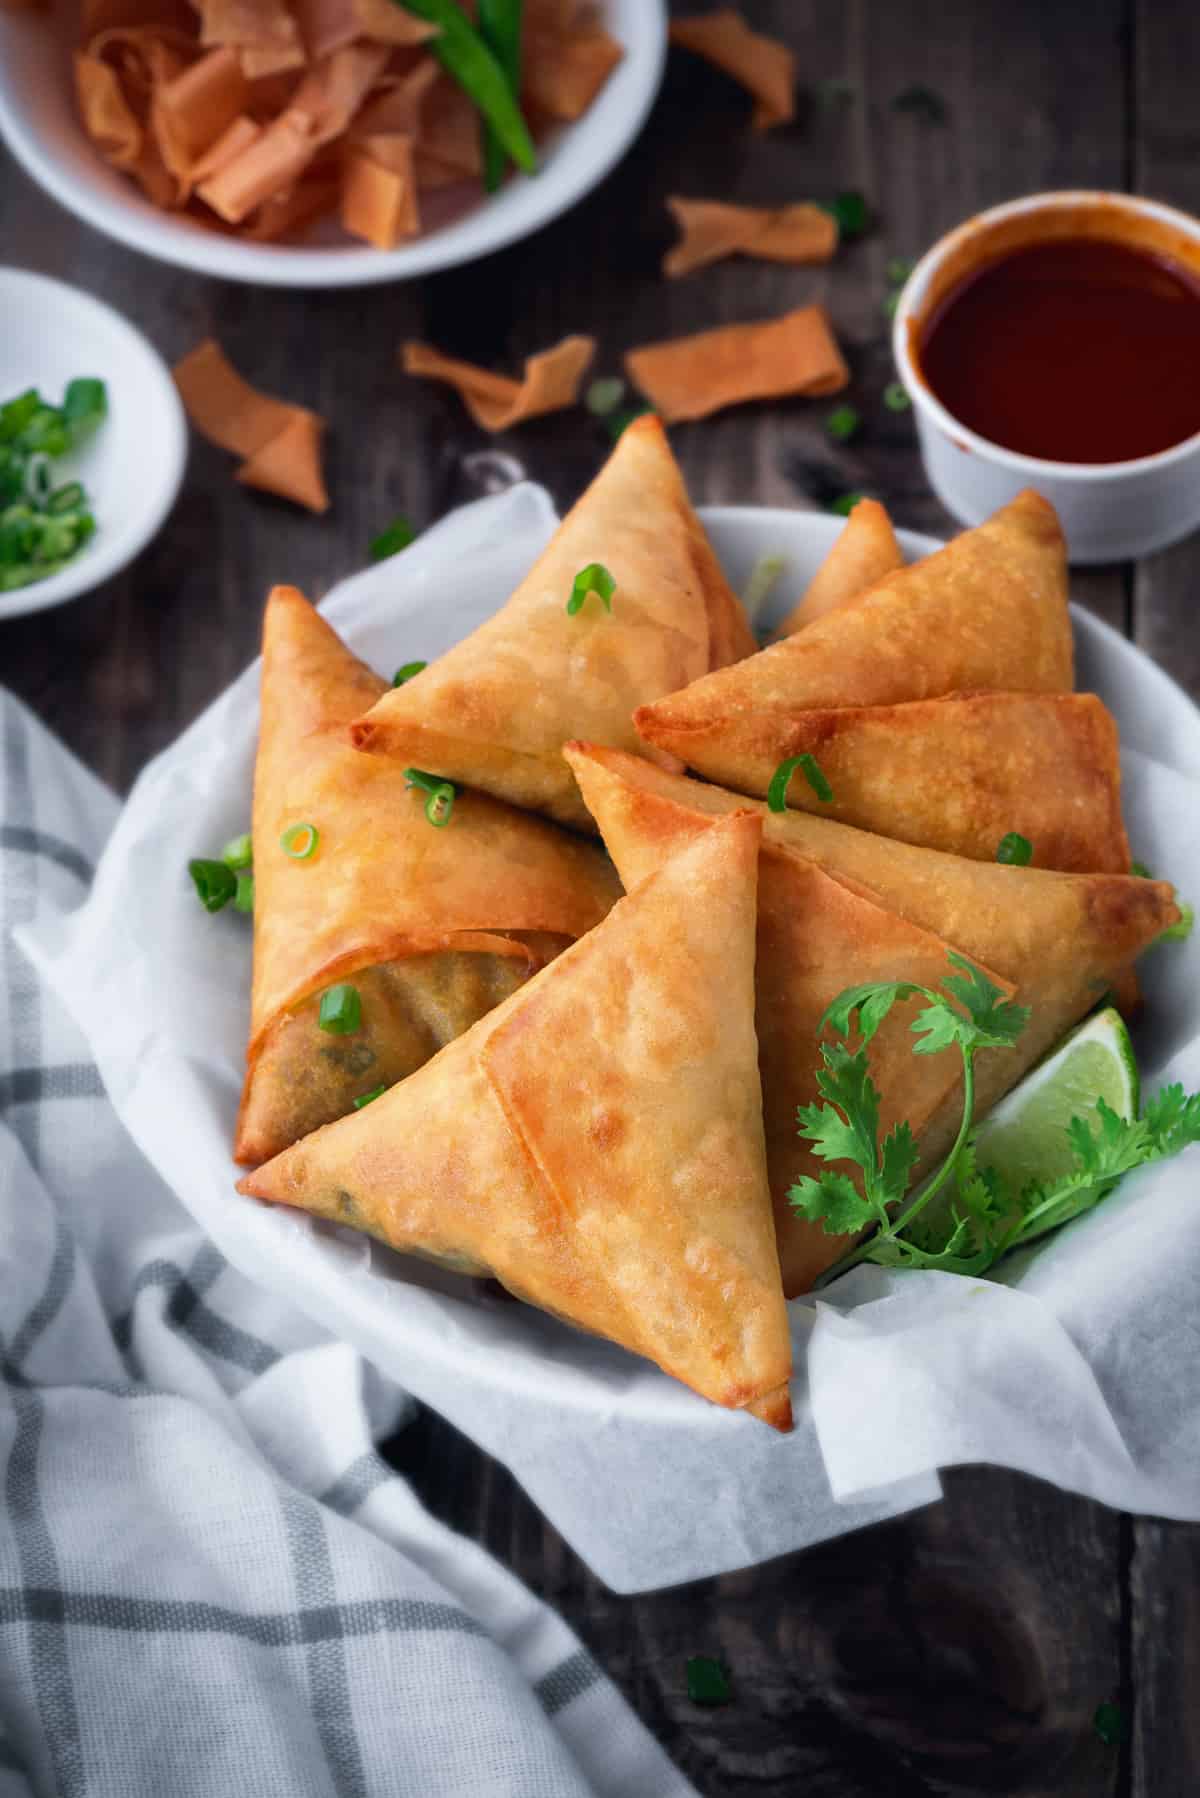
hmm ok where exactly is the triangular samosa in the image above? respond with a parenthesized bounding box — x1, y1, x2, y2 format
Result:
(632, 690, 1130, 872)
(236, 586, 620, 1165)
(773, 498, 903, 637)
(635, 490, 1073, 761)
(563, 744, 974, 1293)
(563, 745, 1179, 1194)
(348, 414, 757, 830)
(241, 813, 794, 1427)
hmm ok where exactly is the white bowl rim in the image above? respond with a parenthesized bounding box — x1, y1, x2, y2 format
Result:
(892, 189, 1200, 483)
(0, 1, 667, 289)
(0, 266, 187, 621)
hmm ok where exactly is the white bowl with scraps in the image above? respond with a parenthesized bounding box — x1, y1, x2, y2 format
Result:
(0, 1, 667, 289)
(0, 268, 186, 623)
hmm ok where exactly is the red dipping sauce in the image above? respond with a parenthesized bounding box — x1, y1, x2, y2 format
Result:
(919, 237, 1200, 463)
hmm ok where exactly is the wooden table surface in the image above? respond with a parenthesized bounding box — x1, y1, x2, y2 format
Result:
(3, 2, 1198, 1792)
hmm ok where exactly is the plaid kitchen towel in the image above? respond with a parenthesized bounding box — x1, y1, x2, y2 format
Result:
(0, 688, 696, 1798)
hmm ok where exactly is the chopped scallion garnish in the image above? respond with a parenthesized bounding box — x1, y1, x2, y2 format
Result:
(886, 258, 914, 286)
(996, 832, 1033, 866)
(221, 832, 253, 870)
(318, 983, 362, 1034)
(884, 291, 902, 320)
(819, 189, 869, 238)
(769, 753, 834, 810)
(189, 858, 238, 913)
(883, 382, 911, 412)
(393, 660, 427, 686)
(829, 492, 865, 517)
(585, 376, 625, 417)
(1161, 901, 1194, 943)
(0, 378, 106, 593)
(353, 1084, 388, 1110)
(234, 872, 255, 913)
(567, 563, 616, 616)
(280, 822, 319, 860)
(825, 404, 861, 443)
(685, 1657, 731, 1706)
(404, 767, 458, 828)
(1131, 860, 1153, 878)
(370, 516, 416, 563)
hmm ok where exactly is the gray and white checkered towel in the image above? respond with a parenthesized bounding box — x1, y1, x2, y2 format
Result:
(0, 688, 697, 1798)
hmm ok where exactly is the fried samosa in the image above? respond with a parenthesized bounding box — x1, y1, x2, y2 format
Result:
(241, 813, 795, 1427)
(635, 490, 1072, 760)
(631, 690, 1130, 872)
(348, 414, 756, 831)
(236, 585, 620, 1165)
(773, 498, 903, 637)
(562, 745, 973, 1293)
(564, 745, 1179, 1205)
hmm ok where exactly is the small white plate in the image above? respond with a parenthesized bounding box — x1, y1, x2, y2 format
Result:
(0, 0, 666, 289)
(0, 267, 186, 622)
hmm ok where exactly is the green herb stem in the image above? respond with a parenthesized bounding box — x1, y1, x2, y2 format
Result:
(396, 0, 536, 173)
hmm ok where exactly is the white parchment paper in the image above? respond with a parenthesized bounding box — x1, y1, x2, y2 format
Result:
(20, 485, 1200, 1592)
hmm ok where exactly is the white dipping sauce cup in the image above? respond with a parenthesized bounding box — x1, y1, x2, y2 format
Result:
(892, 191, 1200, 564)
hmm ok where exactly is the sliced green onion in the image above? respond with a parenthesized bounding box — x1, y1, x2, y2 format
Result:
(280, 822, 319, 859)
(1130, 860, 1153, 879)
(585, 376, 626, 417)
(1093, 1703, 1126, 1748)
(819, 189, 869, 238)
(48, 481, 85, 514)
(370, 516, 415, 562)
(189, 858, 237, 913)
(392, 660, 427, 686)
(886, 257, 914, 285)
(62, 377, 107, 445)
(884, 290, 902, 320)
(769, 753, 833, 810)
(353, 1084, 388, 1110)
(1161, 901, 1195, 943)
(685, 1657, 731, 1706)
(319, 983, 362, 1034)
(567, 562, 616, 616)
(825, 404, 861, 443)
(405, 767, 458, 828)
(883, 382, 911, 412)
(234, 872, 255, 913)
(425, 783, 455, 827)
(742, 553, 787, 624)
(478, 0, 523, 192)
(396, 0, 536, 173)
(24, 453, 52, 504)
(221, 832, 253, 870)
(0, 389, 40, 443)
(605, 404, 652, 442)
(996, 832, 1033, 866)
(829, 492, 865, 517)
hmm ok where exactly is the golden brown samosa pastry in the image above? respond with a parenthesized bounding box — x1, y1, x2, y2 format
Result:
(633, 690, 1129, 873)
(562, 745, 974, 1294)
(241, 813, 794, 1427)
(563, 744, 1179, 1193)
(773, 498, 903, 636)
(236, 585, 620, 1165)
(635, 490, 1072, 760)
(348, 415, 756, 831)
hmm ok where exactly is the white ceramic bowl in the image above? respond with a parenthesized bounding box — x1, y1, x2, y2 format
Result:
(892, 191, 1200, 564)
(0, 1, 666, 288)
(0, 267, 187, 622)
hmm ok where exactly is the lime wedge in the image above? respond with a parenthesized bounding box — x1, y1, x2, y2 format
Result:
(974, 1006, 1139, 1198)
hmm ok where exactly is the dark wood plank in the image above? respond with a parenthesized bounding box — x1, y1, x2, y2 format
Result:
(1130, 1520, 1200, 1797)
(392, 1408, 1125, 1798)
(1131, 0, 1200, 696)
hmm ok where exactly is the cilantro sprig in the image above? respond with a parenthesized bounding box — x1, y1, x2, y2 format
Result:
(789, 954, 1200, 1283)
